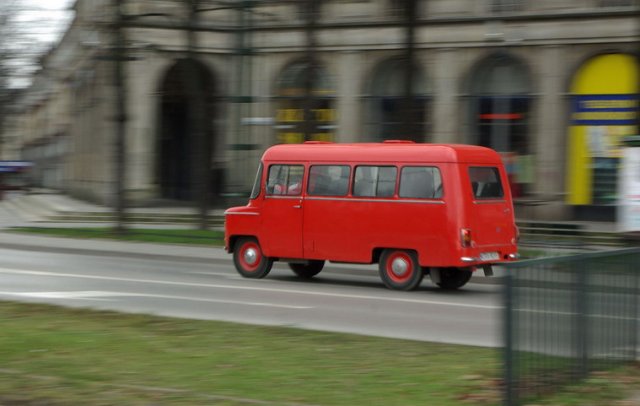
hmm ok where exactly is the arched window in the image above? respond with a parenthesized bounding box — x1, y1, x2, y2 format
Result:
(468, 53, 532, 197)
(274, 60, 336, 144)
(365, 58, 430, 142)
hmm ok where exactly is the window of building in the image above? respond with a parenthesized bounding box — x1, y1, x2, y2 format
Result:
(490, 0, 524, 13)
(275, 60, 336, 144)
(399, 167, 443, 199)
(365, 58, 430, 142)
(266, 164, 304, 196)
(467, 53, 532, 198)
(353, 166, 397, 197)
(598, 0, 633, 7)
(308, 165, 351, 196)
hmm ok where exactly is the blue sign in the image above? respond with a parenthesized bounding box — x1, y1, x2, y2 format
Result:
(572, 94, 637, 126)
(0, 161, 32, 173)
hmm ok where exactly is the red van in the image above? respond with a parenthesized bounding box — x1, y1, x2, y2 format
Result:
(225, 141, 518, 291)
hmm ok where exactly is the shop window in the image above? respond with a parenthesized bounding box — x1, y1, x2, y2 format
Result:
(468, 54, 532, 198)
(275, 61, 336, 144)
(365, 58, 430, 142)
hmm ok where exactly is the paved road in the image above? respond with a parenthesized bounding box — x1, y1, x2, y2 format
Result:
(0, 243, 503, 347)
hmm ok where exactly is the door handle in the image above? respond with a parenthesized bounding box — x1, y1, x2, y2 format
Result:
(293, 200, 302, 209)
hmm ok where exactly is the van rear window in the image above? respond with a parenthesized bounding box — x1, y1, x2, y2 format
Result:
(469, 167, 504, 199)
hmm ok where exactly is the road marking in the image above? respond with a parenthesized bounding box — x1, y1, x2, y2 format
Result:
(0, 267, 500, 310)
(0, 290, 312, 310)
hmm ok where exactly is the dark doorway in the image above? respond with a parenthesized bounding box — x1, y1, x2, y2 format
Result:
(157, 59, 216, 201)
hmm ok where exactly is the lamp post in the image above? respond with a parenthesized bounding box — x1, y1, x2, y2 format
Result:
(113, 0, 127, 235)
(401, 0, 417, 141)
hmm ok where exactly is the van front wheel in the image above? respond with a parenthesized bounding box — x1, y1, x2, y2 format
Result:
(379, 249, 423, 291)
(289, 261, 325, 278)
(233, 238, 273, 279)
(436, 267, 472, 290)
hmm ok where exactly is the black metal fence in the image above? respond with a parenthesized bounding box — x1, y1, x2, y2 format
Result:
(503, 248, 640, 405)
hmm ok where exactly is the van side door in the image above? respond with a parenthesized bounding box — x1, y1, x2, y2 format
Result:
(261, 164, 305, 259)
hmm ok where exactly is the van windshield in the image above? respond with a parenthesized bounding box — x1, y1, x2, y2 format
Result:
(469, 167, 504, 199)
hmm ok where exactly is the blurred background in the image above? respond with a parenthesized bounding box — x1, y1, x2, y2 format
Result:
(0, 0, 639, 225)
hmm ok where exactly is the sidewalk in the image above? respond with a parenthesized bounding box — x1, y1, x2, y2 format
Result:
(0, 190, 226, 228)
(0, 190, 231, 263)
(0, 230, 229, 264)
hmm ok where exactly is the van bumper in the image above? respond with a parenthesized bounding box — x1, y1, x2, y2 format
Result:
(460, 253, 519, 263)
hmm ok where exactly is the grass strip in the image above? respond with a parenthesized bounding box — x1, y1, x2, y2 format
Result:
(0, 301, 500, 406)
(1, 301, 639, 405)
(8, 227, 224, 246)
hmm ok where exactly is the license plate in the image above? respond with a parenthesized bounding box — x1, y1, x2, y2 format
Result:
(479, 252, 500, 261)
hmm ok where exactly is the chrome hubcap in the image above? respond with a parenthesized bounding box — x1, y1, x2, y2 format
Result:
(391, 257, 409, 276)
(244, 247, 258, 265)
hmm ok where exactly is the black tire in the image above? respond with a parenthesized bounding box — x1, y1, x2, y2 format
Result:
(233, 237, 273, 279)
(378, 249, 424, 291)
(436, 267, 472, 290)
(289, 260, 325, 278)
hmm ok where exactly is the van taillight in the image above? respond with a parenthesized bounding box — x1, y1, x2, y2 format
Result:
(461, 228, 472, 248)
(514, 225, 520, 244)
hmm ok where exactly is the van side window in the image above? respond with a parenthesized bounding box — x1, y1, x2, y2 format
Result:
(353, 166, 397, 197)
(399, 167, 443, 199)
(308, 165, 350, 196)
(469, 167, 503, 199)
(266, 164, 304, 196)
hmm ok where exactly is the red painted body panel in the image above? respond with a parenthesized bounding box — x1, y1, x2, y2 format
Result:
(224, 142, 518, 268)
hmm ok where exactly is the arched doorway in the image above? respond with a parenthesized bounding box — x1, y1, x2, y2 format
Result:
(364, 57, 430, 142)
(157, 58, 217, 201)
(274, 60, 336, 144)
(468, 53, 533, 197)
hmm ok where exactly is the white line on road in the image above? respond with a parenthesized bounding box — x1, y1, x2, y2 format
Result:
(0, 267, 500, 310)
(0, 290, 312, 309)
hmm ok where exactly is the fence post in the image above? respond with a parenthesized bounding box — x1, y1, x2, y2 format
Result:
(633, 252, 639, 362)
(504, 269, 515, 406)
(575, 258, 589, 379)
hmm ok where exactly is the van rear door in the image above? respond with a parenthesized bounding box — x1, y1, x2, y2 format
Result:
(467, 166, 515, 257)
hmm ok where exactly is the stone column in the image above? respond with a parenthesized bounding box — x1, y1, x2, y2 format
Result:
(429, 48, 461, 143)
(531, 45, 569, 220)
(335, 51, 362, 143)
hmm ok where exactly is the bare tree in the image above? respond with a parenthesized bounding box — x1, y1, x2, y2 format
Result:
(0, 1, 70, 151)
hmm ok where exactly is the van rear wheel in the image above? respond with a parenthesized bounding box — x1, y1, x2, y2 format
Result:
(289, 261, 325, 278)
(233, 237, 273, 279)
(436, 267, 472, 290)
(379, 249, 423, 291)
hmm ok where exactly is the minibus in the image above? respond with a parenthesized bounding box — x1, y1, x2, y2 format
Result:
(224, 141, 518, 291)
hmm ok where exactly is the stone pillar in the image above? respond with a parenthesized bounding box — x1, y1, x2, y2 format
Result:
(531, 45, 570, 220)
(335, 51, 362, 143)
(430, 48, 461, 143)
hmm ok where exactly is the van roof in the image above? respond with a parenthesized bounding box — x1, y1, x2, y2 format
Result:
(262, 142, 503, 164)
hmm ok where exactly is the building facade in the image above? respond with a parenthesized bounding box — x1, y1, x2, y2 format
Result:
(8, 0, 640, 220)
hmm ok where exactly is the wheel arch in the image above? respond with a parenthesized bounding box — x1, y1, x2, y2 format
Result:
(228, 234, 259, 253)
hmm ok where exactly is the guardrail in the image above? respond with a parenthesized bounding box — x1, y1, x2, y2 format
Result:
(503, 248, 640, 405)
(517, 221, 630, 248)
